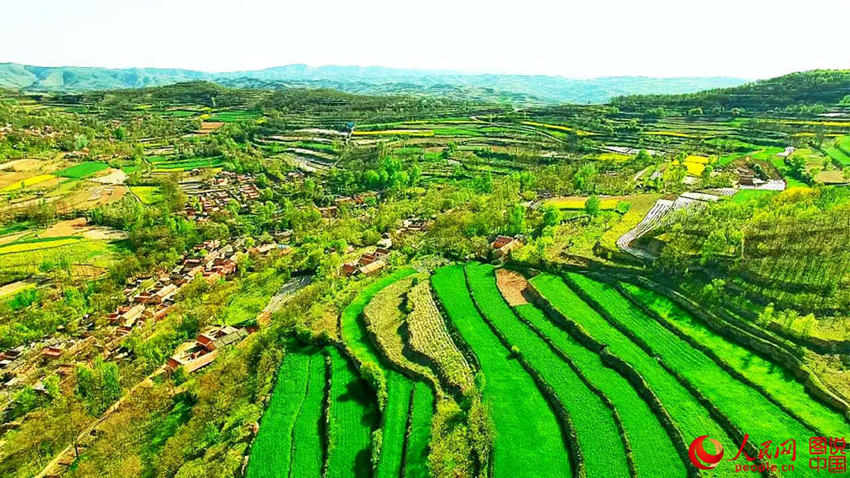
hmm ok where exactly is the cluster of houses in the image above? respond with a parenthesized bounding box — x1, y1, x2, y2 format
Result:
(0, 237, 286, 403)
(342, 247, 391, 277)
(181, 171, 264, 220)
(397, 217, 430, 234)
(106, 240, 241, 340)
(318, 192, 381, 218)
(166, 325, 250, 374)
(0, 335, 94, 390)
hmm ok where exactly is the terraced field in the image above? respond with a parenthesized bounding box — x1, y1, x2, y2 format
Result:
(326, 347, 378, 478)
(252, 264, 848, 478)
(465, 263, 630, 477)
(431, 265, 572, 478)
(247, 351, 326, 478)
(338, 267, 434, 477)
(568, 274, 819, 439)
(528, 273, 736, 477)
(511, 303, 686, 477)
(620, 281, 850, 438)
(405, 280, 476, 397)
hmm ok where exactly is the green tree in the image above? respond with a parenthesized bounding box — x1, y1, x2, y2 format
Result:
(585, 195, 601, 216)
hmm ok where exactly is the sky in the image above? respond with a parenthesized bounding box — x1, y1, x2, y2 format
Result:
(2, 0, 849, 79)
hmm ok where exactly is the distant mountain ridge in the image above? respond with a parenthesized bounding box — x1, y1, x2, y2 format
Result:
(0, 62, 748, 104)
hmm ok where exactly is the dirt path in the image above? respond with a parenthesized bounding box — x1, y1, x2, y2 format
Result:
(35, 366, 165, 477)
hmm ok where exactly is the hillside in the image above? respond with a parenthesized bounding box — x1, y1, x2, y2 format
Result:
(614, 69, 850, 112)
(0, 62, 747, 104)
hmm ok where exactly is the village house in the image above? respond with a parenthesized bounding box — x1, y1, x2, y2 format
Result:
(491, 235, 523, 257)
(167, 326, 249, 374)
(41, 346, 62, 360)
(318, 206, 338, 218)
(342, 247, 390, 276)
(399, 217, 430, 233)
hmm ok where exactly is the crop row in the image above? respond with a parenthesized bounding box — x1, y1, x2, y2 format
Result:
(326, 346, 376, 478)
(464, 263, 630, 478)
(338, 268, 433, 477)
(618, 281, 849, 437)
(511, 302, 686, 477)
(404, 280, 476, 398)
(566, 273, 817, 453)
(362, 275, 438, 388)
(431, 265, 572, 478)
(528, 273, 739, 477)
(247, 351, 327, 478)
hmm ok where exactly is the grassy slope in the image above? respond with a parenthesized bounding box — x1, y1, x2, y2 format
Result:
(465, 263, 630, 478)
(246, 352, 311, 478)
(326, 346, 377, 478)
(513, 303, 686, 477)
(620, 281, 849, 438)
(529, 273, 737, 478)
(432, 265, 571, 478)
(290, 353, 327, 477)
(403, 382, 435, 478)
(568, 274, 816, 470)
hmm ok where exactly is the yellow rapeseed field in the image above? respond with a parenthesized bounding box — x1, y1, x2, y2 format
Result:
(352, 129, 434, 136)
(521, 121, 595, 136)
(1, 174, 56, 192)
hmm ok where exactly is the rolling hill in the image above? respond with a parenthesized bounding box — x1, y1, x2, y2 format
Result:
(0, 62, 747, 104)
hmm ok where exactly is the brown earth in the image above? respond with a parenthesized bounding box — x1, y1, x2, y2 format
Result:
(495, 268, 529, 306)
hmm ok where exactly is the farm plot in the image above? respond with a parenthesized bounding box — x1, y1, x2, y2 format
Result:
(512, 302, 686, 477)
(822, 143, 850, 166)
(362, 274, 437, 385)
(1, 174, 57, 192)
(521, 120, 595, 136)
(403, 382, 434, 478)
(0, 235, 82, 254)
(379, 375, 415, 477)
(528, 273, 737, 477)
(352, 130, 434, 137)
(619, 282, 850, 438)
(247, 350, 326, 478)
(544, 196, 622, 210)
(431, 265, 572, 478)
(326, 346, 378, 478)
(0, 235, 121, 278)
(339, 267, 431, 477)
(153, 156, 224, 171)
(129, 186, 163, 205)
(406, 280, 475, 397)
(465, 263, 630, 478)
(567, 274, 817, 461)
(55, 161, 109, 179)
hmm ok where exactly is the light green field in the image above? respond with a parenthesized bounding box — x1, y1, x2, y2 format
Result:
(513, 302, 686, 477)
(338, 267, 431, 476)
(326, 347, 377, 478)
(56, 162, 109, 179)
(247, 351, 326, 478)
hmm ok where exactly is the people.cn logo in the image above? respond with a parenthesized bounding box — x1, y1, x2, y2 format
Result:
(689, 435, 725, 470)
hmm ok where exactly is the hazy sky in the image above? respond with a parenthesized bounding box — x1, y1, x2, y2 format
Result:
(2, 0, 849, 79)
